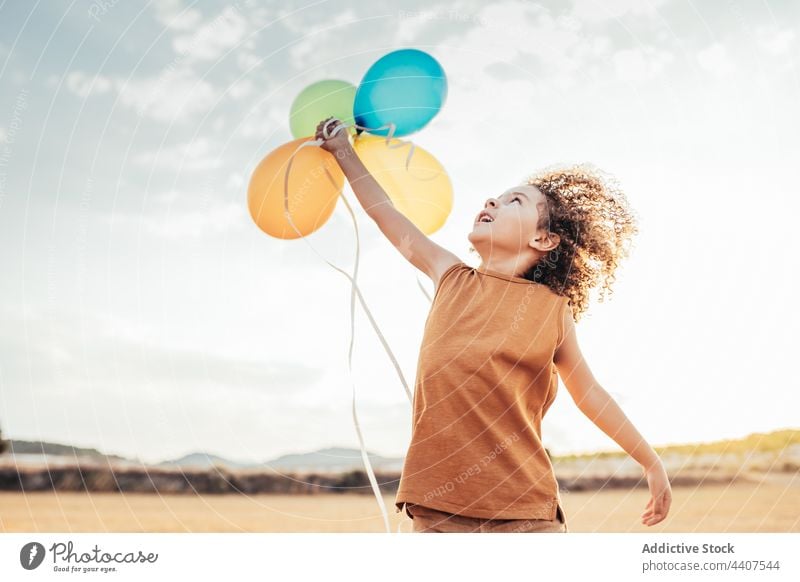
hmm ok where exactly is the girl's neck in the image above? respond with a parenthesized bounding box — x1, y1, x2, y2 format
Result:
(478, 257, 534, 279)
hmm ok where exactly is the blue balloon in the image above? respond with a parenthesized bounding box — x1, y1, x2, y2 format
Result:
(354, 49, 447, 137)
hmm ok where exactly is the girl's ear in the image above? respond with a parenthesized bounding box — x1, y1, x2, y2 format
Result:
(546, 232, 561, 250)
(528, 231, 560, 252)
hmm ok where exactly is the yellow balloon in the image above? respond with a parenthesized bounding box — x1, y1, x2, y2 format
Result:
(353, 134, 452, 235)
(247, 137, 344, 239)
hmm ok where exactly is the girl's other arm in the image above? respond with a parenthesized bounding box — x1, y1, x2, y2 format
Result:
(316, 118, 460, 289)
(553, 305, 673, 526)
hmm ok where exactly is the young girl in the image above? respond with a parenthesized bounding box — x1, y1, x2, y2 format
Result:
(316, 117, 672, 533)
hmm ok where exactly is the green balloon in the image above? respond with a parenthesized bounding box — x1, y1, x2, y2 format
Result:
(289, 80, 357, 139)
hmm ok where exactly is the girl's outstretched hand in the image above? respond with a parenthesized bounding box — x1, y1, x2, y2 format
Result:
(315, 117, 350, 155)
(641, 460, 672, 526)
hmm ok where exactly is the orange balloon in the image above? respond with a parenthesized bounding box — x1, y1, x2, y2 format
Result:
(247, 137, 344, 239)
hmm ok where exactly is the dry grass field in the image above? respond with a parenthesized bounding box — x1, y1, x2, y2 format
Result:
(1, 474, 797, 533)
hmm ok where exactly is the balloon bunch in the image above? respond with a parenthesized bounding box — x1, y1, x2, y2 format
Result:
(247, 48, 452, 239)
(246, 49, 449, 534)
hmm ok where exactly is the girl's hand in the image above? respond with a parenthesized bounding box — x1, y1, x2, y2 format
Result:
(641, 460, 672, 526)
(315, 117, 350, 155)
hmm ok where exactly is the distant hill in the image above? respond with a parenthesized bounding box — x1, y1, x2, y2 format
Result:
(263, 446, 404, 473)
(3, 440, 404, 473)
(156, 452, 252, 469)
(3, 430, 798, 495)
(4, 429, 798, 472)
(157, 446, 404, 473)
(7, 440, 129, 462)
(556, 429, 800, 461)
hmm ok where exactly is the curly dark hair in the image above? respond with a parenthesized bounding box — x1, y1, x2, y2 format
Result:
(469, 163, 639, 322)
(523, 163, 639, 322)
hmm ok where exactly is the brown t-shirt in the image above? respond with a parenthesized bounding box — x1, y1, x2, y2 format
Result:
(394, 261, 570, 520)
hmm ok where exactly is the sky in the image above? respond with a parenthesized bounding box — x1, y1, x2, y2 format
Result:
(0, 0, 798, 465)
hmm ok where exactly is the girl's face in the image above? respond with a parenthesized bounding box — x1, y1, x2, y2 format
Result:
(468, 185, 548, 254)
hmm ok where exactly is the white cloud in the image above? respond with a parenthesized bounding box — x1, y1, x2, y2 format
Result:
(450, 2, 548, 65)
(106, 184, 246, 239)
(65, 71, 113, 97)
(420, 0, 616, 118)
(228, 78, 254, 100)
(115, 4, 257, 123)
(612, 45, 674, 81)
(696, 42, 736, 77)
(152, 0, 203, 31)
(142, 199, 245, 238)
(240, 104, 286, 139)
(570, 0, 672, 23)
(116, 68, 217, 123)
(225, 172, 244, 189)
(283, 9, 359, 69)
(0, 126, 6, 142)
(756, 26, 795, 56)
(393, 7, 481, 44)
(237, 50, 261, 71)
(172, 5, 249, 62)
(433, 1, 620, 93)
(132, 137, 220, 171)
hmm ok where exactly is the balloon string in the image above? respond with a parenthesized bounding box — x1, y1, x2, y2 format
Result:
(327, 119, 440, 182)
(415, 275, 432, 303)
(278, 119, 435, 533)
(282, 144, 414, 404)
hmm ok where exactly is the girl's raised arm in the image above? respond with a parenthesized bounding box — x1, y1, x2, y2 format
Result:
(316, 117, 460, 290)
